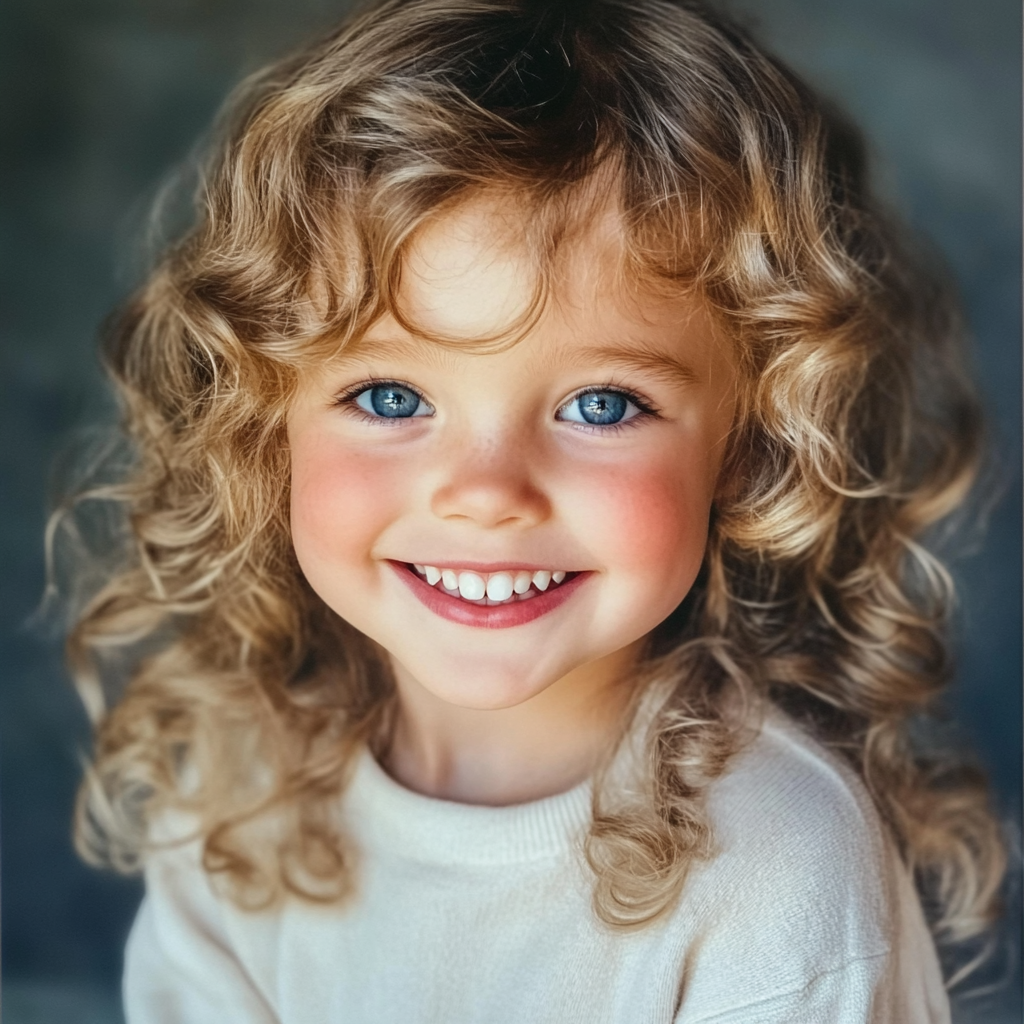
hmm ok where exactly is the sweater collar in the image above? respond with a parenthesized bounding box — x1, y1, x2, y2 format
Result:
(345, 746, 594, 865)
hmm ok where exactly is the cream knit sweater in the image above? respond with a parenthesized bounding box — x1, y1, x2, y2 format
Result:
(124, 710, 949, 1023)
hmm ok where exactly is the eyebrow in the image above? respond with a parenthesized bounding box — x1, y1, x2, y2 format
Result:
(563, 345, 701, 388)
(336, 334, 431, 363)
(327, 334, 465, 379)
(335, 335, 701, 387)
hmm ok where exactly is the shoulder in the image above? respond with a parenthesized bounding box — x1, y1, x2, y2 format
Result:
(124, 810, 285, 1022)
(708, 708, 890, 889)
(130, 806, 285, 977)
(691, 708, 895, 943)
(134, 807, 285, 946)
(669, 708, 947, 1022)
(130, 809, 228, 953)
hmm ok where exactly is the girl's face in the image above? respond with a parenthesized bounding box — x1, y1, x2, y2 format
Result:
(288, 196, 736, 712)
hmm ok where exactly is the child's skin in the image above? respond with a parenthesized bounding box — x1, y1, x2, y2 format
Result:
(288, 194, 737, 806)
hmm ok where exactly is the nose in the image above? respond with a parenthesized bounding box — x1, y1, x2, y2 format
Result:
(430, 434, 552, 529)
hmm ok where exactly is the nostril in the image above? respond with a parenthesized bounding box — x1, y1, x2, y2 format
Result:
(429, 476, 552, 529)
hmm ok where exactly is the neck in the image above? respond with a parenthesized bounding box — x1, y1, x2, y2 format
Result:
(380, 642, 643, 805)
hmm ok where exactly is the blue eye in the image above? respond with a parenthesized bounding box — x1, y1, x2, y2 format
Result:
(559, 390, 639, 426)
(354, 384, 432, 419)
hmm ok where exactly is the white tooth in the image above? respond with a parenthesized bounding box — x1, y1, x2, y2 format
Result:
(425, 565, 442, 586)
(552, 571, 566, 584)
(486, 572, 514, 602)
(532, 570, 551, 592)
(513, 571, 533, 594)
(458, 572, 486, 601)
(441, 569, 459, 590)
(414, 564, 425, 574)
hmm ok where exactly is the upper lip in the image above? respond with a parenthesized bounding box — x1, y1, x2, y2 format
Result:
(390, 559, 581, 573)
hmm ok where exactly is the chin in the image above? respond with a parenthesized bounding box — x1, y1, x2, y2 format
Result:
(399, 654, 563, 711)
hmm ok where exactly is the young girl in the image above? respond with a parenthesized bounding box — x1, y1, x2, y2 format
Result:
(66, 0, 1006, 1020)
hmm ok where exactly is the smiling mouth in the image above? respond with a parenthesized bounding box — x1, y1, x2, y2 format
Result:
(408, 564, 575, 604)
(391, 561, 588, 628)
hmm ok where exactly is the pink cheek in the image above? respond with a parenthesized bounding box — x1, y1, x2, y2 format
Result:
(571, 456, 712, 580)
(290, 442, 407, 571)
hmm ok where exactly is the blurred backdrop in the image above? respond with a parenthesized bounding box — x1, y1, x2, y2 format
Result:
(1, 1, 1020, 1022)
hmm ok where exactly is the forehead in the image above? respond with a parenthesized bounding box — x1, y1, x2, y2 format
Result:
(354, 190, 717, 360)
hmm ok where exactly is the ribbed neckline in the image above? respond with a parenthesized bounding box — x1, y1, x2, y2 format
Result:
(344, 746, 594, 865)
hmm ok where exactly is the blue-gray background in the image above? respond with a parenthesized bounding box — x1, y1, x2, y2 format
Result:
(1, 1, 1020, 1021)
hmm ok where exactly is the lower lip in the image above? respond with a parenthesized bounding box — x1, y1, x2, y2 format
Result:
(390, 562, 590, 629)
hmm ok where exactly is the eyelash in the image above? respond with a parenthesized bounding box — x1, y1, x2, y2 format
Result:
(334, 378, 431, 425)
(558, 384, 661, 434)
(333, 379, 661, 431)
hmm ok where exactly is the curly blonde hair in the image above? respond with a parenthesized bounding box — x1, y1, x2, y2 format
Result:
(64, 0, 1004, 979)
